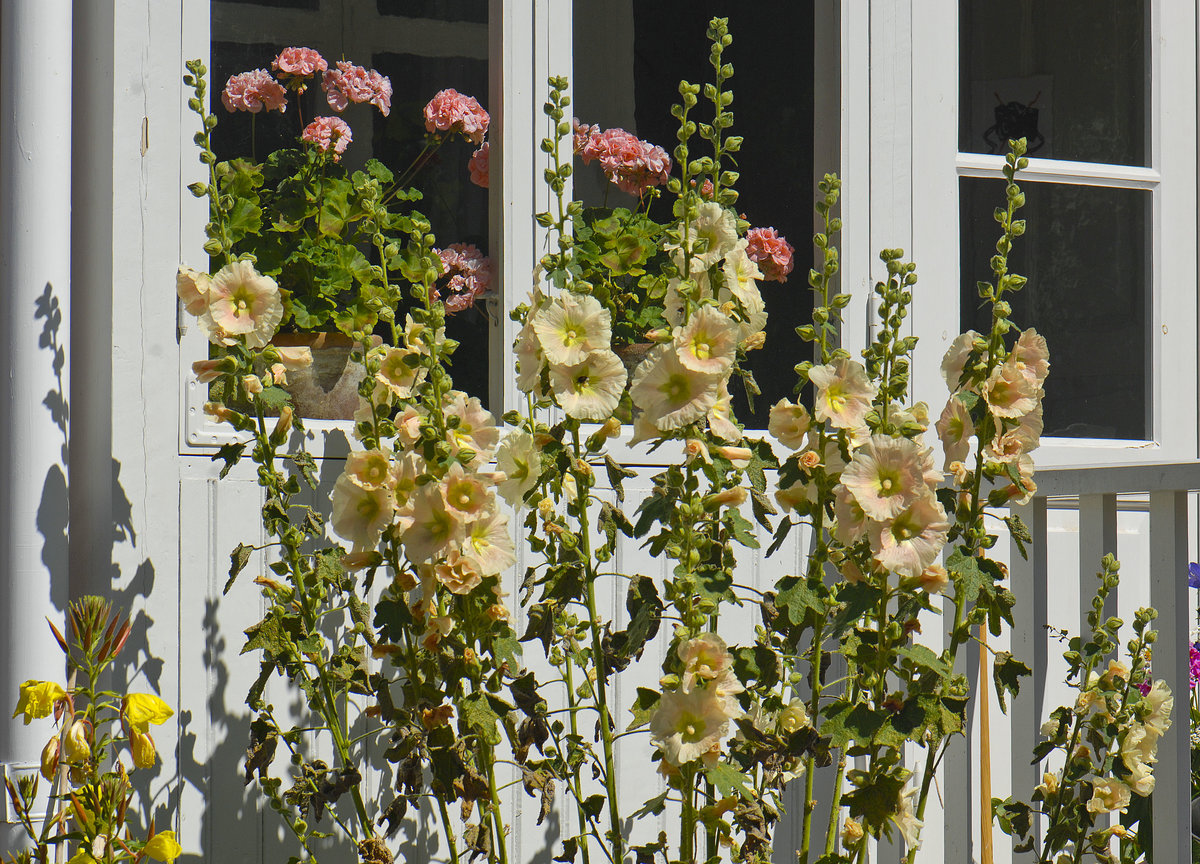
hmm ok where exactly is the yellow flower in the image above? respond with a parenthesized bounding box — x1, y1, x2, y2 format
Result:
(131, 729, 158, 769)
(13, 680, 66, 724)
(67, 849, 97, 864)
(124, 693, 174, 734)
(143, 831, 183, 862)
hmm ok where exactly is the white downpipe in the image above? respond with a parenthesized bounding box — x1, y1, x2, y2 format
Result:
(0, 0, 72, 837)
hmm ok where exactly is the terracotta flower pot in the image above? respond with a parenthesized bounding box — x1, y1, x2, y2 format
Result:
(269, 332, 382, 420)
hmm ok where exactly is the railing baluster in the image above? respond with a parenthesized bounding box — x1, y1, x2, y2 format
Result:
(1008, 496, 1047, 857)
(1078, 494, 1118, 639)
(1148, 490, 1189, 863)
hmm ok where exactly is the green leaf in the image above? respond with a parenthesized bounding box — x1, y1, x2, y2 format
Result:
(225, 198, 262, 243)
(226, 543, 253, 594)
(461, 692, 502, 746)
(992, 651, 1031, 712)
(894, 643, 949, 676)
(212, 442, 246, 479)
(1004, 513, 1033, 560)
(603, 454, 637, 502)
(842, 772, 905, 828)
(775, 575, 825, 626)
(256, 385, 292, 410)
(627, 687, 660, 730)
(705, 762, 752, 798)
(726, 510, 760, 549)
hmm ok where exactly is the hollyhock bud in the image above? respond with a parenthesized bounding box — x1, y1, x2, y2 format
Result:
(40, 736, 60, 781)
(715, 445, 752, 469)
(799, 450, 821, 470)
(192, 357, 236, 383)
(271, 405, 294, 444)
(841, 818, 864, 847)
(703, 486, 747, 510)
(242, 374, 264, 396)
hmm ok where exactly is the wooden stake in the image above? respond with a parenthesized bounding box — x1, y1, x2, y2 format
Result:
(979, 625, 993, 864)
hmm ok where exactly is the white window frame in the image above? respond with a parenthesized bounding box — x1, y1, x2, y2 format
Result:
(907, 0, 1198, 468)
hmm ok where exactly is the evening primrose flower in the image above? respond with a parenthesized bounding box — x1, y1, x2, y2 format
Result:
(549, 349, 627, 420)
(142, 831, 183, 863)
(867, 493, 951, 578)
(630, 344, 722, 431)
(13, 680, 66, 724)
(124, 693, 174, 734)
(768, 398, 811, 450)
(674, 305, 738, 375)
(130, 728, 158, 769)
(808, 359, 877, 430)
(496, 431, 540, 507)
(840, 435, 938, 521)
(532, 292, 612, 366)
(649, 686, 735, 767)
(331, 473, 396, 549)
(200, 260, 283, 349)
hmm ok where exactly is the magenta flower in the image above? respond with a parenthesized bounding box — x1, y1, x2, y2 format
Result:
(1190, 642, 1200, 688)
(434, 243, 492, 314)
(745, 226, 795, 283)
(323, 61, 392, 116)
(271, 47, 327, 93)
(301, 116, 353, 161)
(424, 89, 490, 144)
(222, 69, 287, 114)
(468, 142, 489, 188)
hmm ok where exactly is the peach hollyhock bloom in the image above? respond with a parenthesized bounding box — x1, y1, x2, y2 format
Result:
(719, 244, 769, 347)
(769, 398, 812, 450)
(744, 227, 795, 283)
(684, 439, 712, 465)
(201, 260, 283, 349)
(775, 479, 812, 514)
(674, 305, 738, 375)
(191, 359, 229, 384)
(649, 686, 735, 767)
(331, 473, 396, 549)
(374, 346, 425, 400)
(323, 61, 392, 115)
(630, 344, 722, 431)
(677, 633, 735, 693)
(891, 785, 923, 850)
(443, 390, 499, 465)
(301, 116, 353, 161)
(532, 292, 612, 367)
(468, 142, 489, 188)
(124, 693, 174, 734)
(982, 356, 1041, 419)
(496, 431, 540, 508)
(999, 454, 1038, 506)
(779, 699, 809, 733)
(867, 492, 951, 579)
(423, 88, 489, 143)
(988, 404, 1043, 463)
(142, 831, 183, 863)
(400, 485, 463, 562)
(434, 549, 484, 595)
(390, 451, 425, 505)
(832, 484, 868, 544)
(707, 381, 741, 442)
(840, 435, 939, 521)
(13, 680, 66, 724)
(808, 358, 877, 430)
(462, 508, 516, 576)
(176, 265, 210, 316)
(1012, 328, 1050, 385)
(222, 69, 287, 113)
(270, 346, 312, 383)
(345, 449, 394, 489)
(1035, 771, 1060, 798)
(919, 563, 950, 595)
(442, 463, 493, 516)
(663, 274, 712, 329)
(515, 318, 546, 395)
(1087, 777, 1132, 814)
(1121, 724, 1159, 774)
(271, 47, 327, 90)
(393, 404, 424, 449)
(670, 201, 739, 270)
(941, 330, 982, 393)
(549, 349, 627, 420)
(1141, 680, 1173, 737)
(936, 396, 975, 471)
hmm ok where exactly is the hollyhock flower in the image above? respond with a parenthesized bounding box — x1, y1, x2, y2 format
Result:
(532, 292, 612, 366)
(936, 396, 974, 471)
(434, 243, 492, 314)
(403, 314, 447, 355)
(707, 381, 741, 442)
(919, 563, 950, 594)
(462, 508, 516, 576)
(744, 227, 795, 282)
(1087, 777, 1131, 814)
(998, 453, 1038, 505)
(549, 349, 627, 421)
(323, 61, 392, 115)
(13, 680, 65, 724)
(987, 404, 1043, 463)
(650, 687, 735, 767)
(496, 431, 541, 507)
(442, 463, 492, 516)
(301, 116, 352, 160)
(271, 47, 327, 91)
(374, 346, 425, 400)
(941, 330, 982, 392)
(719, 243, 769, 346)
(674, 305, 738, 375)
(423, 88, 489, 143)
(630, 344, 722, 432)
(443, 391, 499, 465)
(891, 785, 923, 850)
(808, 358, 877, 430)
(671, 201, 739, 270)
(123, 693, 174, 735)
(515, 319, 545, 394)
(868, 493, 950, 578)
(769, 399, 812, 450)
(1126, 760, 1156, 797)
(1120, 724, 1159, 779)
(663, 274, 712, 329)
(832, 484, 868, 544)
(222, 69, 287, 113)
(678, 633, 735, 693)
(1011, 328, 1050, 384)
(1035, 770, 1060, 797)
(390, 451, 425, 506)
(779, 699, 809, 733)
(345, 449, 394, 489)
(331, 473, 396, 549)
(468, 142, 489, 188)
(400, 485, 463, 562)
(983, 356, 1041, 419)
(176, 265, 210, 316)
(841, 435, 939, 521)
(201, 260, 283, 349)
(1141, 680, 1173, 737)
(434, 549, 484, 595)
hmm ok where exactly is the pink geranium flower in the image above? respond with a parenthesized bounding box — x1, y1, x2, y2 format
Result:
(745, 227, 795, 282)
(576, 124, 671, 197)
(271, 47, 327, 93)
(222, 69, 287, 114)
(424, 89, 489, 144)
(433, 243, 492, 314)
(323, 61, 392, 116)
(301, 116, 353, 161)
(468, 142, 489, 188)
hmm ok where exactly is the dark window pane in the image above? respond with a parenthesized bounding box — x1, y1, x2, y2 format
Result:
(959, 0, 1147, 166)
(377, 0, 486, 23)
(211, 4, 491, 406)
(960, 179, 1149, 439)
(573, 1, 815, 428)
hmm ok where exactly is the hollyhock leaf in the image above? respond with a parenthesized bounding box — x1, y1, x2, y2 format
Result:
(992, 651, 1031, 712)
(520, 604, 557, 654)
(627, 687, 661, 731)
(726, 510, 759, 549)
(830, 583, 882, 638)
(256, 386, 292, 410)
(765, 517, 793, 557)
(1005, 514, 1033, 560)
(603, 455, 637, 501)
(242, 615, 290, 659)
(630, 792, 670, 820)
(947, 548, 988, 611)
(462, 692, 502, 746)
(225, 543, 253, 594)
(894, 643, 949, 676)
(749, 488, 777, 529)
(492, 633, 522, 672)
(706, 763, 752, 798)
(821, 700, 888, 750)
(776, 575, 825, 626)
(734, 645, 781, 689)
(213, 442, 247, 479)
(843, 772, 906, 828)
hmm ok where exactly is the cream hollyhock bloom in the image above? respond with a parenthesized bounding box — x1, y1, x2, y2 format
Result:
(345, 449, 394, 489)
(331, 473, 396, 549)
(375, 346, 425, 400)
(941, 330, 982, 393)
(394, 404, 424, 448)
(840, 435, 939, 521)
(442, 463, 493, 516)
(1012, 328, 1050, 384)
(532, 292, 612, 366)
(891, 785, 923, 850)
(936, 396, 975, 471)
(434, 549, 484, 595)
(707, 381, 741, 442)
(674, 305, 738, 375)
(390, 451, 425, 507)
(462, 507, 516, 576)
(868, 492, 951, 578)
(1121, 724, 1158, 774)
(1087, 777, 1132, 814)
(1142, 680, 1173, 737)
(400, 485, 463, 562)
(515, 318, 546, 394)
(443, 391, 499, 465)
(988, 404, 1043, 463)
(716, 246, 769, 348)
(403, 314, 446, 356)
(832, 484, 868, 544)
(779, 699, 809, 733)
(649, 686, 735, 767)
(630, 344, 722, 431)
(677, 633, 735, 693)
(200, 260, 283, 348)
(808, 359, 877, 430)
(663, 273, 713, 329)
(549, 349, 627, 420)
(982, 356, 1041, 419)
(496, 431, 541, 507)
(1035, 771, 1060, 798)
(670, 201, 739, 270)
(769, 398, 812, 450)
(176, 265, 210, 316)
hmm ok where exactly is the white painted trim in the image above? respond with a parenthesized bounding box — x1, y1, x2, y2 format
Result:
(955, 154, 1161, 189)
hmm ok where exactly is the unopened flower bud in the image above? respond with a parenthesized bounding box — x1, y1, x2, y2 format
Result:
(192, 357, 235, 383)
(742, 331, 767, 352)
(204, 402, 240, 425)
(341, 551, 383, 571)
(64, 719, 90, 763)
(572, 459, 593, 480)
(538, 498, 555, 518)
(486, 603, 511, 622)
(271, 405, 294, 443)
(40, 736, 60, 781)
(704, 486, 747, 510)
(715, 445, 752, 469)
(799, 450, 821, 470)
(644, 328, 672, 343)
(242, 374, 264, 396)
(269, 363, 289, 385)
(130, 729, 157, 769)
